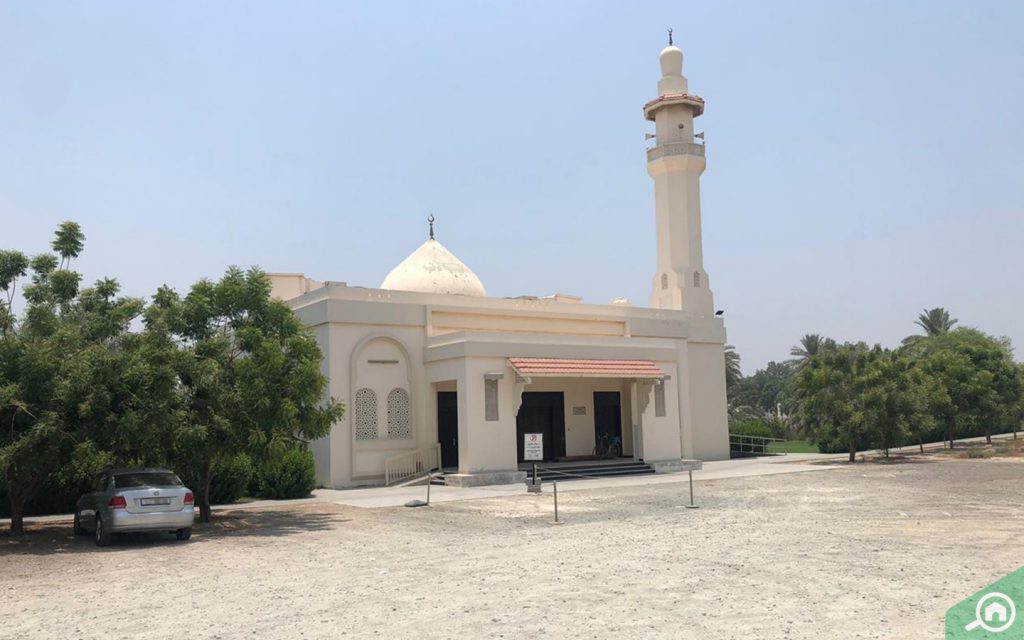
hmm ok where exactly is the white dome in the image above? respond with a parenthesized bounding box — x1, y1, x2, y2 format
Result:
(659, 44, 683, 77)
(380, 239, 487, 297)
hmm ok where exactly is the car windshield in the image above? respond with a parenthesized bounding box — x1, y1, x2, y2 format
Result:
(113, 472, 182, 488)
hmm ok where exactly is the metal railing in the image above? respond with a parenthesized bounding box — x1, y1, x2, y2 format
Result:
(384, 443, 442, 486)
(729, 433, 786, 457)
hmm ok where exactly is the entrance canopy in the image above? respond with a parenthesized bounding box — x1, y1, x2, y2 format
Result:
(507, 357, 666, 379)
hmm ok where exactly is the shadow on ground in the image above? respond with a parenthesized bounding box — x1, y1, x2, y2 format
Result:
(812, 455, 938, 467)
(0, 505, 349, 557)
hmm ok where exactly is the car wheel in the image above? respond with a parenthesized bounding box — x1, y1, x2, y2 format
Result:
(95, 514, 112, 547)
(175, 527, 192, 541)
(73, 511, 86, 537)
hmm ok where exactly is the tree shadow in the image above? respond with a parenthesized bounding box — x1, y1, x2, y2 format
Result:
(0, 505, 350, 557)
(811, 454, 938, 467)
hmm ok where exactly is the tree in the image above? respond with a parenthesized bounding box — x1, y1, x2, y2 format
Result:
(724, 344, 742, 396)
(0, 224, 158, 534)
(51, 221, 85, 271)
(789, 334, 837, 366)
(147, 267, 344, 522)
(787, 335, 837, 440)
(916, 328, 1022, 447)
(903, 308, 958, 347)
(793, 342, 877, 462)
(860, 353, 936, 456)
(915, 307, 957, 337)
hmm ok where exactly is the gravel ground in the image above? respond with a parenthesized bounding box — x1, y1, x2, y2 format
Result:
(2, 456, 1023, 639)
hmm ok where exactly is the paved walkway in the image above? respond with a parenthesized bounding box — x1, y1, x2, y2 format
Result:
(6, 432, 1018, 524)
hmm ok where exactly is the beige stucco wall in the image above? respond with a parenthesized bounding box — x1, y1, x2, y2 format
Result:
(287, 284, 729, 488)
(633, 362, 683, 463)
(684, 341, 730, 460)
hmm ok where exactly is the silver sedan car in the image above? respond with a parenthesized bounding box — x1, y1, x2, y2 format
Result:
(74, 468, 195, 546)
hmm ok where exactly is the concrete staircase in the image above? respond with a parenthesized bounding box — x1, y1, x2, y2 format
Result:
(522, 460, 655, 483)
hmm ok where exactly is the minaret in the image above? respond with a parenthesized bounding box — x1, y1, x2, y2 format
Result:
(645, 32, 713, 316)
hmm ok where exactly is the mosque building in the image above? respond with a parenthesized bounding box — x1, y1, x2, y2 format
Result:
(269, 38, 730, 487)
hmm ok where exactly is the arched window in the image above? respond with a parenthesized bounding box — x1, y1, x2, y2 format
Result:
(693, 272, 701, 288)
(386, 388, 412, 439)
(355, 388, 378, 440)
(660, 273, 668, 290)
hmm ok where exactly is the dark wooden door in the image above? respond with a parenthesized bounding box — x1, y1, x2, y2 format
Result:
(437, 392, 458, 469)
(516, 392, 566, 462)
(594, 391, 623, 454)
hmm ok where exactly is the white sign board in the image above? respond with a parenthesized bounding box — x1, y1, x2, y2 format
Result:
(524, 433, 543, 461)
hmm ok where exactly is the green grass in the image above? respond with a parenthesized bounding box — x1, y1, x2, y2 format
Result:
(766, 440, 820, 454)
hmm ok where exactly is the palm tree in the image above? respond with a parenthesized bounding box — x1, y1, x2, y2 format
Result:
(789, 334, 836, 366)
(914, 307, 957, 336)
(724, 344, 742, 393)
(787, 334, 835, 440)
(902, 307, 958, 347)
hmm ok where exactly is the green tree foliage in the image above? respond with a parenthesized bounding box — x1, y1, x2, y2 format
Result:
(205, 453, 255, 505)
(731, 361, 795, 417)
(794, 342, 878, 462)
(902, 307, 958, 347)
(912, 328, 1022, 446)
(915, 307, 957, 337)
(789, 333, 837, 367)
(0, 225, 168, 534)
(859, 353, 936, 456)
(784, 322, 1022, 461)
(259, 446, 317, 499)
(2, 224, 343, 533)
(147, 267, 344, 522)
(724, 344, 742, 396)
(51, 221, 85, 271)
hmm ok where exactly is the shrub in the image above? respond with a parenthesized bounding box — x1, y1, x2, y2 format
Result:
(728, 419, 773, 439)
(259, 447, 316, 499)
(209, 453, 254, 505)
(0, 442, 113, 518)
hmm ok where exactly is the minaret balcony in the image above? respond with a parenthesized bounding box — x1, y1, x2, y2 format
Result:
(643, 93, 705, 121)
(646, 142, 705, 163)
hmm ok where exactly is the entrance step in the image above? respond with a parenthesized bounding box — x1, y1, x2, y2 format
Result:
(520, 460, 655, 483)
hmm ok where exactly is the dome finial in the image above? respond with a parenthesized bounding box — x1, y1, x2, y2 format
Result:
(668, 27, 673, 46)
(427, 214, 435, 240)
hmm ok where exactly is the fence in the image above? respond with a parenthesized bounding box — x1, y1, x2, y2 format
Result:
(384, 443, 442, 486)
(729, 433, 785, 457)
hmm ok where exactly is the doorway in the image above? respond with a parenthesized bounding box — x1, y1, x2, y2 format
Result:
(593, 391, 623, 456)
(437, 391, 458, 469)
(516, 392, 566, 462)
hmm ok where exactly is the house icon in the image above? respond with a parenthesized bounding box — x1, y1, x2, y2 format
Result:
(984, 600, 1009, 624)
(964, 591, 1018, 633)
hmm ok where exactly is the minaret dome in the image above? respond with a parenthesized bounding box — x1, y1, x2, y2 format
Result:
(659, 44, 683, 77)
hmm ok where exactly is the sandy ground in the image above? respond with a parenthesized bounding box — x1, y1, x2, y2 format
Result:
(2, 455, 1023, 640)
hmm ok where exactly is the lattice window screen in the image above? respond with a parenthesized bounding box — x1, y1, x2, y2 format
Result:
(386, 388, 412, 439)
(355, 388, 378, 440)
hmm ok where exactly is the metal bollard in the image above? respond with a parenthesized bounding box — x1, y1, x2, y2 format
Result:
(550, 480, 563, 525)
(685, 469, 698, 509)
(404, 472, 432, 508)
(527, 462, 542, 493)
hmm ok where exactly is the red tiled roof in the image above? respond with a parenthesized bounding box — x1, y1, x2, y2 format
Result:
(508, 357, 665, 379)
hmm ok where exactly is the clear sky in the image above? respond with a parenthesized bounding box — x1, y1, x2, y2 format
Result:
(2, 1, 1022, 373)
